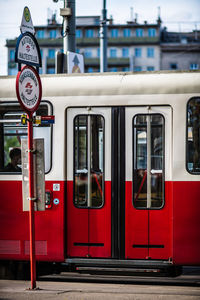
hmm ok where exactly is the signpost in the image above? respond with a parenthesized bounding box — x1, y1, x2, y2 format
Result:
(15, 6, 42, 290)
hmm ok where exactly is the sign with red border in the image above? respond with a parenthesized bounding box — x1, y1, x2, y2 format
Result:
(16, 65, 42, 113)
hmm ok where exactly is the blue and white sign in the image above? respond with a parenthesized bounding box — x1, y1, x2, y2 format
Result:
(15, 32, 42, 68)
(67, 51, 84, 74)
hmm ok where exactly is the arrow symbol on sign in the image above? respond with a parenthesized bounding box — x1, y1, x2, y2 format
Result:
(73, 55, 80, 66)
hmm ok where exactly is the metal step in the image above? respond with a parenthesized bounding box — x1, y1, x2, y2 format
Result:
(64, 258, 172, 269)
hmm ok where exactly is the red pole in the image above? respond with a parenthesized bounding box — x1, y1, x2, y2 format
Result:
(28, 112, 36, 289)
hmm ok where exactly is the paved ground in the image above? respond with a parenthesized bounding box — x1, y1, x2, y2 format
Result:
(0, 279, 200, 300)
(0, 268, 200, 300)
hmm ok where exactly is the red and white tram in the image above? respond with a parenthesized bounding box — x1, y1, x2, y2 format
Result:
(0, 71, 200, 276)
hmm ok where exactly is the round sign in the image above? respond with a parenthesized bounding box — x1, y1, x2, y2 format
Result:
(16, 65, 42, 113)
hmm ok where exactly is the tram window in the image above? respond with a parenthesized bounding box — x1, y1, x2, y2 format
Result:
(74, 115, 104, 208)
(187, 98, 200, 174)
(133, 114, 164, 209)
(0, 102, 52, 174)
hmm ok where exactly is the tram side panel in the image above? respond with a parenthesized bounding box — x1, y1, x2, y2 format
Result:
(172, 98, 200, 265)
(173, 181, 200, 265)
(0, 180, 65, 261)
(0, 101, 65, 262)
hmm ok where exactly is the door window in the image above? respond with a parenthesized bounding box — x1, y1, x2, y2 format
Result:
(133, 114, 164, 209)
(74, 115, 104, 208)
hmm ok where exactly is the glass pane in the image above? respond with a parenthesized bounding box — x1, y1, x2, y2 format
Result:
(90, 115, 104, 207)
(151, 115, 164, 208)
(74, 116, 88, 207)
(133, 115, 147, 208)
(74, 115, 104, 208)
(133, 114, 164, 209)
(0, 103, 52, 173)
(187, 98, 200, 173)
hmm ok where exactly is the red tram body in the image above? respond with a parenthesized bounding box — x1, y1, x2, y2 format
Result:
(0, 71, 200, 274)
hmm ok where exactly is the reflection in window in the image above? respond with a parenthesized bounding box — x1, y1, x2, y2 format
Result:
(133, 114, 164, 209)
(74, 115, 104, 208)
(0, 103, 52, 173)
(187, 98, 200, 173)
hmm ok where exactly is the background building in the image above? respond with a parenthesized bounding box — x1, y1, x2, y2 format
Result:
(6, 14, 200, 75)
(161, 28, 200, 70)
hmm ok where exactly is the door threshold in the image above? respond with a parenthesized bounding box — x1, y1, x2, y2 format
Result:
(64, 258, 173, 269)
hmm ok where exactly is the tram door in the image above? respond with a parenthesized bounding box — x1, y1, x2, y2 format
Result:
(67, 107, 112, 258)
(125, 106, 172, 260)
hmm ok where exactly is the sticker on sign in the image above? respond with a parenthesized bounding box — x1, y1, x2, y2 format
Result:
(16, 65, 42, 113)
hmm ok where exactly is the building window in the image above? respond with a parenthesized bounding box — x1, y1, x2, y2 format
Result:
(87, 67, 93, 73)
(148, 28, 156, 37)
(111, 29, 118, 38)
(147, 66, 154, 71)
(136, 28, 143, 37)
(110, 67, 118, 72)
(134, 66, 142, 72)
(37, 30, 44, 39)
(9, 50, 15, 61)
(84, 49, 92, 58)
(190, 63, 199, 70)
(49, 30, 57, 39)
(110, 48, 117, 58)
(97, 48, 100, 57)
(123, 28, 131, 37)
(86, 29, 94, 38)
(135, 48, 142, 57)
(122, 67, 130, 71)
(76, 29, 82, 38)
(8, 68, 18, 76)
(48, 49, 55, 58)
(170, 63, 177, 70)
(47, 67, 55, 74)
(122, 48, 129, 57)
(147, 48, 154, 58)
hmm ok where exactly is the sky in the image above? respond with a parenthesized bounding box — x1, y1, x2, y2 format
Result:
(0, 0, 200, 75)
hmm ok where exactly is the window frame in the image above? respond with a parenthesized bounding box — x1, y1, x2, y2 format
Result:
(132, 113, 165, 210)
(135, 48, 142, 57)
(186, 97, 200, 175)
(110, 48, 117, 58)
(76, 29, 82, 38)
(37, 30, 45, 39)
(148, 28, 156, 37)
(86, 29, 94, 38)
(73, 114, 105, 209)
(0, 101, 53, 175)
(48, 49, 55, 59)
(122, 47, 129, 58)
(111, 28, 118, 38)
(147, 47, 154, 58)
(123, 28, 131, 37)
(136, 28, 143, 37)
(49, 29, 57, 39)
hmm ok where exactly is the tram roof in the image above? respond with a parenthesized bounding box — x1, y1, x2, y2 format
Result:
(0, 70, 200, 99)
